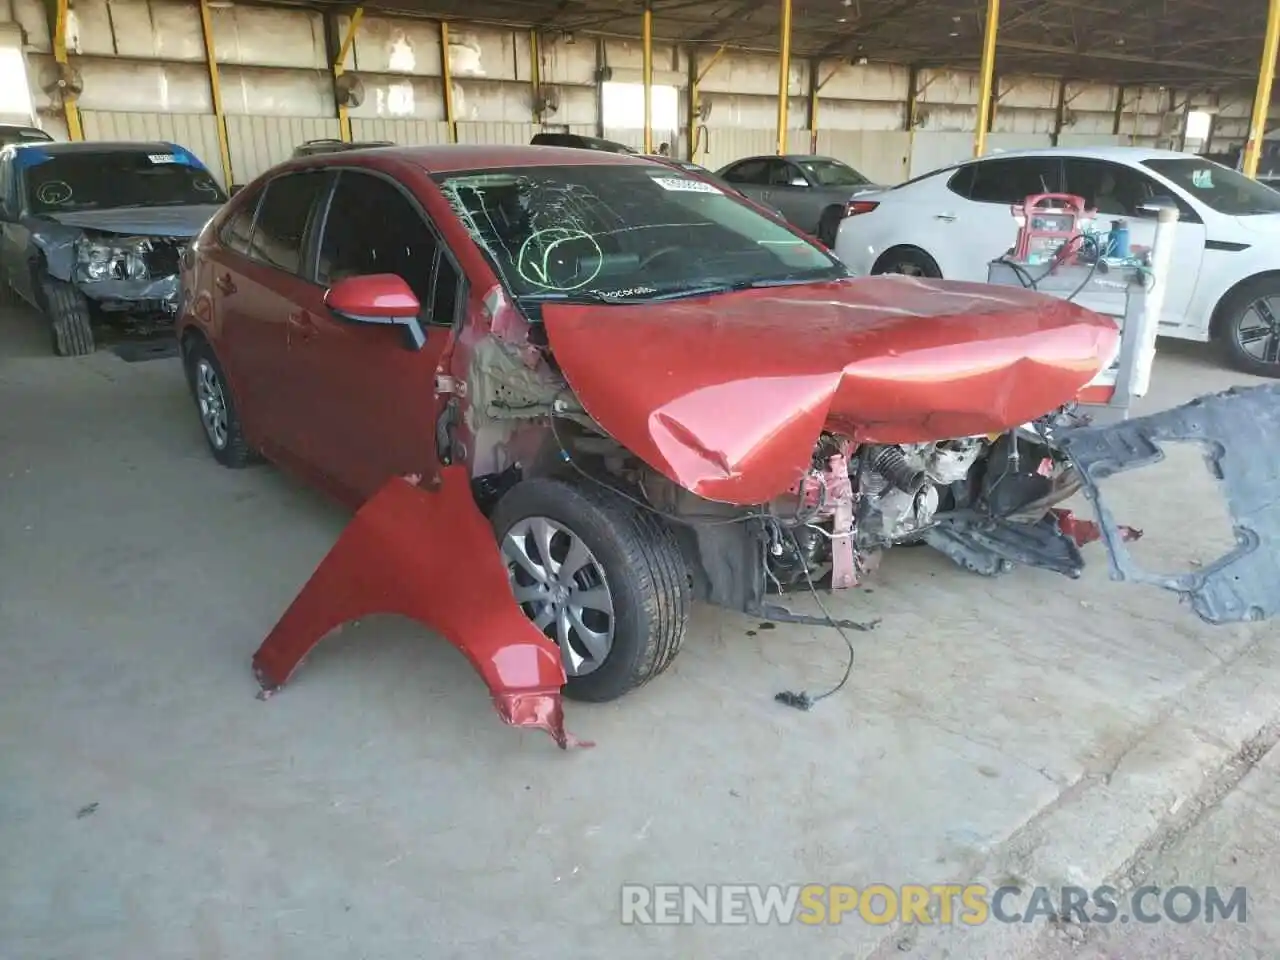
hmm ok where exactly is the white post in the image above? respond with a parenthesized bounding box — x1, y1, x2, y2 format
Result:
(1131, 205, 1178, 398)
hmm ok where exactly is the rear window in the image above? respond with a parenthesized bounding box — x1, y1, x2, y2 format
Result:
(795, 158, 871, 188)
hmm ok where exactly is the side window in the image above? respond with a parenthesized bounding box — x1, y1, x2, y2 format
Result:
(772, 161, 805, 186)
(218, 186, 263, 255)
(318, 171, 459, 325)
(967, 157, 1060, 204)
(946, 164, 976, 198)
(0, 155, 11, 212)
(722, 159, 771, 185)
(247, 171, 326, 274)
(1062, 158, 1197, 222)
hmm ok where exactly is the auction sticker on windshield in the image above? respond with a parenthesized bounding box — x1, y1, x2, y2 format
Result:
(651, 177, 722, 194)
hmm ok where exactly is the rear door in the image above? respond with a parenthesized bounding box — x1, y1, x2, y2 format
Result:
(718, 158, 775, 208)
(213, 170, 329, 458)
(940, 156, 1063, 280)
(284, 168, 461, 504)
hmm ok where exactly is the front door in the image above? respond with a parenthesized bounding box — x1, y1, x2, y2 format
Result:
(1061, 157, 1205, 330)
(283, 169, 459, 505)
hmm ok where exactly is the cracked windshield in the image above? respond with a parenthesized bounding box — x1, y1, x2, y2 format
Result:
(434, 163, 845, 304)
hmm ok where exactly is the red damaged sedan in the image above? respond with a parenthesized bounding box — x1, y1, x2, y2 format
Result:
(177, 145, 1280, 746)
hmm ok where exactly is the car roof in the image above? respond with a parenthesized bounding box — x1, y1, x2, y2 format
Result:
(730, 154, 845, 164)
(10, 139, 178, 155)
(952, 145, 1195, 165)
(288, 143, 660, 173)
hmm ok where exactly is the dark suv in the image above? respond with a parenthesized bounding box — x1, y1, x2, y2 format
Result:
(530, 132, 636, 154)
(0, 124, 53, 148)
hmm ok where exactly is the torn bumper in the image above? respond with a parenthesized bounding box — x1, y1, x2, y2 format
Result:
(79, 275, 179, 313)
(1059, 384, 1280, 624)
(252, 468, 589, 748)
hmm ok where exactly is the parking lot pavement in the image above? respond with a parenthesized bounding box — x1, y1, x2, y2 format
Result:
(1, 301, 1278, 960)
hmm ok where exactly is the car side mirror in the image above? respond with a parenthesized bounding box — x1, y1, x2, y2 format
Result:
(788, 177, 809, 187)
(325, 273, 425, 350)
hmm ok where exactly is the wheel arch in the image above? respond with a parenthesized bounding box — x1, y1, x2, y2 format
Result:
(871, 244, 943, 278)
(1209, 269, 1280, 340)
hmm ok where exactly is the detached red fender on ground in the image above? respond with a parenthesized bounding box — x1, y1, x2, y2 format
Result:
(251, 468, 592, 749)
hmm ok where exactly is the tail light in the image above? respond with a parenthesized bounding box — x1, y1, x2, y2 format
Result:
(846, 199, 880, 217)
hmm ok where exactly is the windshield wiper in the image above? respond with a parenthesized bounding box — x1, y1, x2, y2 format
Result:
(644, 275, 836, 301)
(518, 274, 839, 306)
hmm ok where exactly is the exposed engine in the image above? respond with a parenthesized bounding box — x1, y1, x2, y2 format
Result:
(764, 431, 1070, 589)
(856, 439, 986, 541)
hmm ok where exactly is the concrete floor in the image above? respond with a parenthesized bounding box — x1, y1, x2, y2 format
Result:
(2, 301, 1279, 960)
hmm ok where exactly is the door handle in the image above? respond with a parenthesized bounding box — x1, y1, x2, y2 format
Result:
(288, 311, 317, 341)
(935, 213, 957, 222)
(215, 273, 236, 295)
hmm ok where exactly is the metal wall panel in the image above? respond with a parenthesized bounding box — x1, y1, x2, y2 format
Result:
(695, 128, 802, 171)
(1056, 134, 1135, 148)
(816, 130, 910, 184)
(986, 133, 1053, 153)
(224, 115, 340, 186)
(351, 117, 450, 144)
(907, 131, 971, 177)
(79, 110, 224, 184)
(455, 121, 538, 145)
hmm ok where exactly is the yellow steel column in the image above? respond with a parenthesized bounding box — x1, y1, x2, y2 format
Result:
(440, 21, 457, 142)
(333, 7, 363, 143)
(530, 30, 542, 123)
(198, 0, 234, 189)
(642, 3, 653, 154)
(775, 0, 793, 155)
(52, 0, 82, 140)
(973, 0, 1000, 157)
(1243, 0, 1280, 178)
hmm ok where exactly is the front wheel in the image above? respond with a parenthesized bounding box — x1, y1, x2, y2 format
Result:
(41, 278, 95, 357)
(1218, 278, 1280, 378)
(491, 478, 691, 703)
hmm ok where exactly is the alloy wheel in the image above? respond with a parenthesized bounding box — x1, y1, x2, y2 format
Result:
(195, 358, 229, 450)
(501, 516, 616, 677)
(1237, 295, 1280, 367)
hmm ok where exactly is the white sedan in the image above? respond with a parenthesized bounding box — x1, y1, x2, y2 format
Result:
(831, 145, 1280, 377)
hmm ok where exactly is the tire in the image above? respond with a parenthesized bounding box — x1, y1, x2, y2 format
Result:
(491, 477, 691, 703)
(871, 246, 942, 279)
(1217, 277, 1280, 378)
(185, 338, 256, 467)
(41, 278, 95, 357)
(817, 205, 844, 247)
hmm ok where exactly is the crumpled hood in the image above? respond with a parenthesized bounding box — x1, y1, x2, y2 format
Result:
(41, 204, 222, 238)
(542, 276, 1119, 505)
